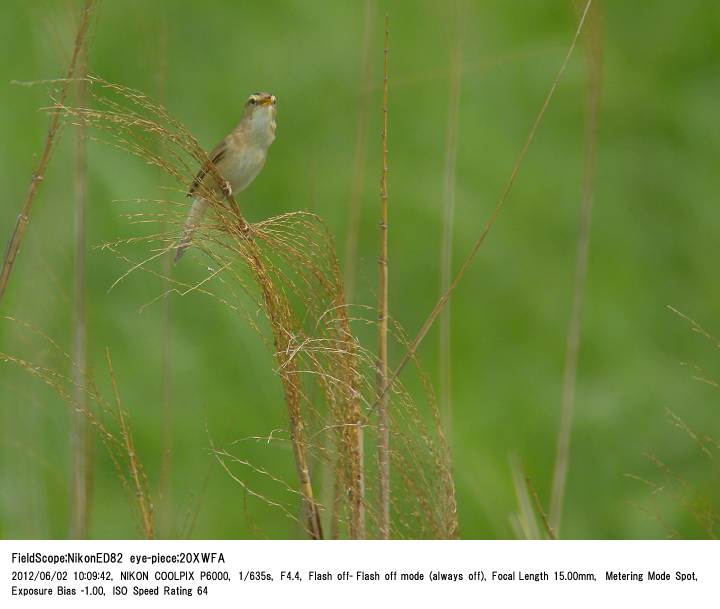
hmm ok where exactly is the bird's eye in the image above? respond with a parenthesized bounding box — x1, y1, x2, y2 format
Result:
(249, 97, 256, 105)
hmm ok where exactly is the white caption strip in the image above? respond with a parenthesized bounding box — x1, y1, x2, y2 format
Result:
(1, 540, 716, 608)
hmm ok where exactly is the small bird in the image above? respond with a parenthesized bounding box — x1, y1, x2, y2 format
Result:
(174, 92, 277, 262)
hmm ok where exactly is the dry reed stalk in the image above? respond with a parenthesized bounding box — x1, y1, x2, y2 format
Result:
(525, 475, 556, 540)
(343, 332, 365, 538)
(337, 0, 375, 534)
(373, 0, 595, 409)
(206, 213, 457, 538)
(317, 223, 367, 539)
(53, 79, 329, 538)
(1, 317, 154, 538)
(48, 78, 461, 538)
(251, 249, 324, 539)
(549, 0, 603, 535)
(247, 216, 455, 538)
(105, 348, 154, 539)
(376, 14, 390, 539)
(155, 13, 173, 538)
(285, 228, 365, 539)
(343, 0, 375, 303)
(0, 0, 95, 303)
(202, 163, 332, 540)
(439, 3, 463, 443)
(217, 195, 330, 539)
(197, 139, 362, 540)
(206, 194, 327, 539)
(70, 37, 91, 539)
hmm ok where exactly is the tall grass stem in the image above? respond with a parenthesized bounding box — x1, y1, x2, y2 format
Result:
(372, 0, 594, 415)
(439, 3, 463, 444)
(377, 14, 390, 540)
(0, 0, 96, 303)
(343, 0, 375, 304)
(549, 0, 603, 535)
(70, 37, 91, 539)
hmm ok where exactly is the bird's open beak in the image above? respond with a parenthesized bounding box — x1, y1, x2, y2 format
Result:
(260, 97, 273, 106)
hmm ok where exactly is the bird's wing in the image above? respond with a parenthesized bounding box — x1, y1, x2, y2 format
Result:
(187, 137, 230, 197)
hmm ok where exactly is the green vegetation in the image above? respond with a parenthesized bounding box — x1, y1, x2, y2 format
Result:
(1, 0, 719, 539)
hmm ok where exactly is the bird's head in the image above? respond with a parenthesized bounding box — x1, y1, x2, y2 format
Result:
(246, 92, 276, 110)
(242, 92, 277, 145)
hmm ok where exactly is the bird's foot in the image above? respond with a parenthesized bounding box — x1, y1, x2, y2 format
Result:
(221, 180, 233, 198)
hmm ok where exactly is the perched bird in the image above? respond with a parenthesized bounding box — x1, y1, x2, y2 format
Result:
(174, 92, 277, 262)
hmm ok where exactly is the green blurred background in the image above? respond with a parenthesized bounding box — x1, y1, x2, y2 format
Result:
(1, 0, 719, 539)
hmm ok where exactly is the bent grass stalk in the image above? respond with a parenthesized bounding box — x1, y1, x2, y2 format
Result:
(106, 348, 154, 539)
(0, 0, 96, 303)
(41, 73, 453, 539)
(371, 0, 594, 413)
(0, 318, 154, 538)
(201, 193, 327, 539)
(525, 475, 556, 540)
(50, 79, 343, 538)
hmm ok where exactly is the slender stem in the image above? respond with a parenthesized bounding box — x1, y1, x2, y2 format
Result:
(70, 40, 91, 539)
(187, 136, 326, 539)
(331, 300, 365, 538)
(343, 0, 375, 304)
(526, 475, 557, 540)
(376, 15, 391, 540)
(254, 255, 324, 539)
(156, 11, 173, 539)
(106, 348, 154, 539)
(439, 3, 462, 445)
(0, 0, 95, 303)
(549, 0, 603, 535)
(214, 197, 325, 539)
(369, 0, 594, 418)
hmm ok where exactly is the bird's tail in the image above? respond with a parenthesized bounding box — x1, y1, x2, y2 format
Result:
(174, 197, 208, 263)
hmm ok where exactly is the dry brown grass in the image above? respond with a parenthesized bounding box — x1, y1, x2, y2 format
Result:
(626, 309, 720, 538)
(0, 318, 154, 539)
(0, 0, 96, 302)
(23, 74, 458, 539)
(0, 0, 600, 540)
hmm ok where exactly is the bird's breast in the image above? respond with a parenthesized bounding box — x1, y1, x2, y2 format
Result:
(223, 147, 267, 193)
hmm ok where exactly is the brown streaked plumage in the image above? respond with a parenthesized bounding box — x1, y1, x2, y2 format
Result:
(175, 92, 277, 262)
